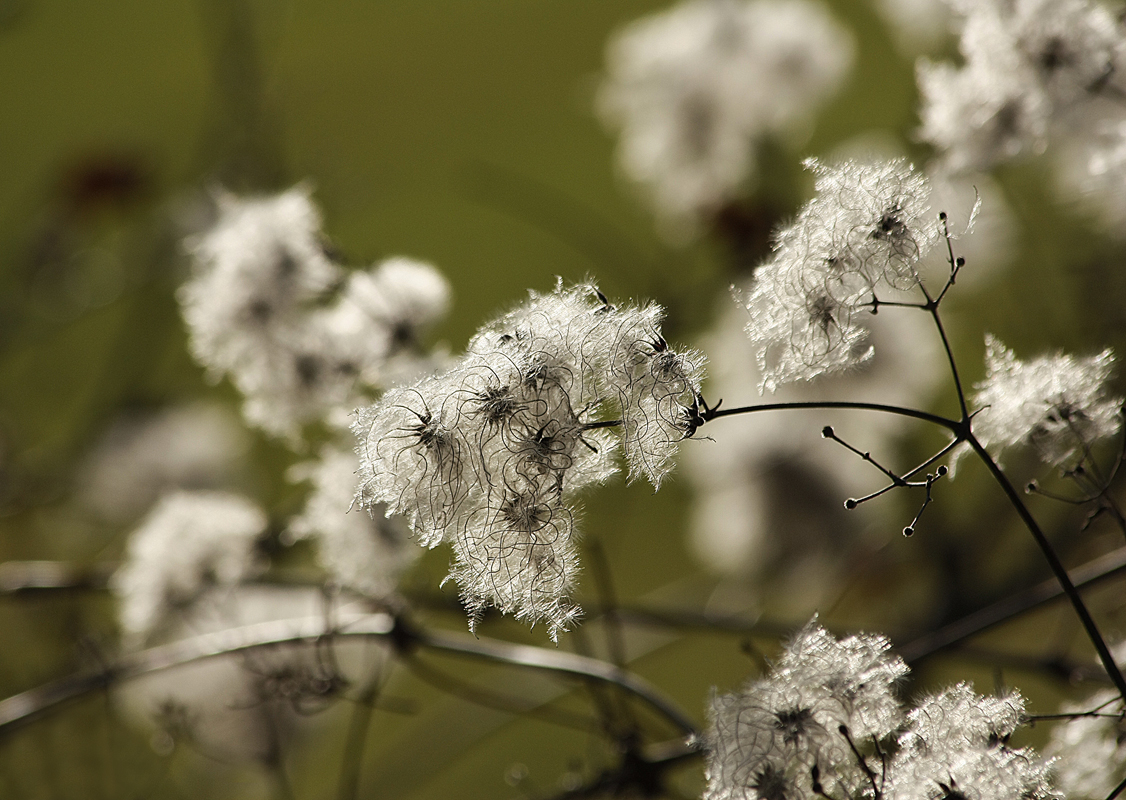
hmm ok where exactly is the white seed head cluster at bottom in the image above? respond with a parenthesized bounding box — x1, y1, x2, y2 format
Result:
(705, 622, 1056, 800)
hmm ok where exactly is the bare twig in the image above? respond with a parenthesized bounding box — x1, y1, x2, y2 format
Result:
(897, 546, 1126, 664)
(967, 435, 1126, 700)
(702, 400, 960, 432)
(0, 612, 698, 740)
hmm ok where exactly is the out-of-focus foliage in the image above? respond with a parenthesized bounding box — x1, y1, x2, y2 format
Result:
(3, 1, 1126, 799)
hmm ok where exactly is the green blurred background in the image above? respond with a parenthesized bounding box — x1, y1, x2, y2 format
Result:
(2, 1, 1126, 798)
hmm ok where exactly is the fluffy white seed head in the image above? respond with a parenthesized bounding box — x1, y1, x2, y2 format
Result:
(354, 378, 478, 549)
(774, 622, 908, 740)
(918, 57, 1051, 173)
(738, 158, 935, 391)
(739, 264, 874, 393)
(887, 684, 1055, 800)
(899, 683, 1026, 753)
(885, 743, 1058, 800)
(792, 158, 937, 288)
(971, 334, 1122, 468)
(919, 0, 1126, 173)
(180, 190, 453, 439)
(354, 282, 699, 637)
(1046, 688, 1126, 799)
(180, 188, 341, 382)
(599, 0, 852, 236)
(704, 621, 907, 800)
(350, 257, 451, 340)
(113, 491, 267, 644)
(449, 489, 583, 639)
(706, 631, 1055, 800)
(335, 257, 452, 380)
(288, 445, 416, 599)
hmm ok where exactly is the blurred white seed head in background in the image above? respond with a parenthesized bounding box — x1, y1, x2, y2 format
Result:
(599, 0, 853, 239)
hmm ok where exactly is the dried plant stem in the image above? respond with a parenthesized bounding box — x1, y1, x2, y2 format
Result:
(967, 435, 1126, 700)
(702, 393, 1126, 700)
(897, 546, 1126, 663)
(0, 612, 697, 741)
(336, 674, 382, 800)
(704, 400, 961, 431)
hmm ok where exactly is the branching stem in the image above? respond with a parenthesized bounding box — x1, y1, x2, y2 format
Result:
(967, 435, 1126, 699)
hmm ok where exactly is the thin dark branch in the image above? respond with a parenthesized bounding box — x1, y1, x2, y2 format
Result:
(925, 302, 970, 422)
(897, 546, 1126, 663)
(413, 627, 697, 736)
(402, 652, 600, 733)
(0, 612, 698, 739)
(899, 437, 963, 482)
(822, 427, 908, 486)
(1107, 773, 1126, 800)
(702, 400, 960, 432)
(585, 542, 628, 670)
(935, 212, 966, 305)
(867, 297, 928, 310)
(913, 215, 971, 419)
(0, 561, 117, 594)
(903, 469, 945, 537)
(1029, 708, 1122, 721)
(574, 542, 637, 739)
(337, 669, 384, 800)
(582, 419, 622, 431)
(838, 725, 879, 800)
(563, 626, 629, 737)
(968, 435, 1126, 700)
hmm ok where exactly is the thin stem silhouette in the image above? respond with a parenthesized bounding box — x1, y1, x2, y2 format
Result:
(967, 435, 1126, 699)
(702, 400, 961, 432)
(0, 612, 698, 740)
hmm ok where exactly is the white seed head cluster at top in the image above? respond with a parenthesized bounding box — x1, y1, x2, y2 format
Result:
(737, 158, 937, 392)
(918, 0, 1126, 173)
(599, 0, 853, 236)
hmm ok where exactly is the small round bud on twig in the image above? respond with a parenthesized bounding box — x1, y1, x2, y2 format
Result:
(936, 465, 948, 477)
(938, 211, 947, 221)
(844, 498, 858, 510)
(902, 526, 914, 537)
(822, 425, 834, 438)
(1026, 480, 1039, 493)
(955, 257, 965, 268)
